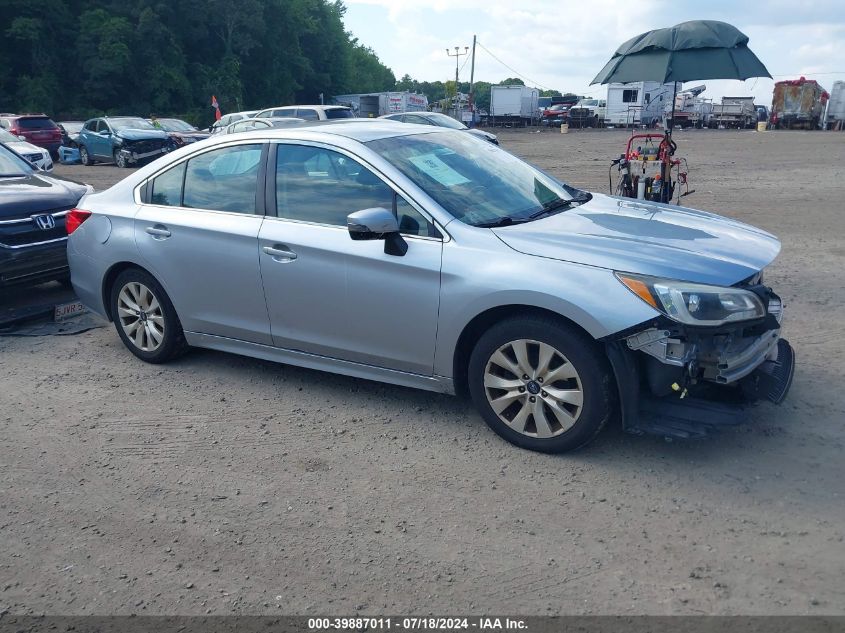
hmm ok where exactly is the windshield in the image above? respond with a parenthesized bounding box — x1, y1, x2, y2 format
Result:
(159, 119, 197, 132)
(367, 131, 576, 227)
(110, 118, 156, 131)
(425, 113, 467, 130)
(325, 108, 354, 119)
(0, 144, 34, 177)
(579, 100, 598, 106)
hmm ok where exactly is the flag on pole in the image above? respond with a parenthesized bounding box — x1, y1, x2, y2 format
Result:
(211, 95, 221, 121)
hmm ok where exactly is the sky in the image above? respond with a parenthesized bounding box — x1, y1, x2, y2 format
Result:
(342, 0, 845, 105)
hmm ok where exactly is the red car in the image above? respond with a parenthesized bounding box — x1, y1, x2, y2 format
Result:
(0, 113, 63, 159)
(541, 104, 570, 124)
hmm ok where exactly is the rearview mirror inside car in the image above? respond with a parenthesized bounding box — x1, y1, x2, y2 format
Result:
(347, 207, 407, 256)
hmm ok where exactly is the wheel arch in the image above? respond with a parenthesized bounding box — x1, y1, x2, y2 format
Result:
(451, 305, 598, 398)
(101, 261, 157, 322)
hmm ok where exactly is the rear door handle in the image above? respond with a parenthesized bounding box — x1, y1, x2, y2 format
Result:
(145, 225, 171, 239)
(263, 245, 297, 262)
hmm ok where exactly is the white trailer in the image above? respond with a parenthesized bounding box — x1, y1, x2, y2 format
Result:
(604, 81, 674, 127)
(332, 91, 428, 118)
(490, 85, 539, 124)
(824, 81, 845, 129)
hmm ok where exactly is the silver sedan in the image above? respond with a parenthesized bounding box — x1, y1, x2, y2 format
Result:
(66, 121, 793, 452)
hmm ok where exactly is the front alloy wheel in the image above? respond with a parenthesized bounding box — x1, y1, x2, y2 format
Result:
(114, 149, 129, 168)
(483, 339, 583, 438)
(468, 317, 612, 453)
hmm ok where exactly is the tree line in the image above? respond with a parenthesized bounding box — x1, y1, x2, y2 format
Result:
(0, 0, 396, 126)
(0, 0, 568, 126)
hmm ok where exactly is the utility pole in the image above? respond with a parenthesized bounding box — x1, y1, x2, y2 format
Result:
(446, 45, 469, 118)
(468, 35, 477, 126)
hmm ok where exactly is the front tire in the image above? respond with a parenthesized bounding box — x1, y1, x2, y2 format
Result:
(468, 317, 613, 453)
(110, 268, 187, 363)
(114, 149, 129, 168)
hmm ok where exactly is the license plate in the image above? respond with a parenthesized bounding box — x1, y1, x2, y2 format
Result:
(54, 300, 85, 321)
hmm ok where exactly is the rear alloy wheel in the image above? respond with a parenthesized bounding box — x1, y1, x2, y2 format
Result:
(114, 149, 129, 168)
(110, 268, 187, 363)
(468, 317, 612, 453)
(79, 146, 93, 166)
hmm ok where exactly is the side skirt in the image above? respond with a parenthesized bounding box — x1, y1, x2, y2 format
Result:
(184, 331, 456, 395)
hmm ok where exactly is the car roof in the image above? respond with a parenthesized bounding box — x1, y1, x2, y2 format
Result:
(222, 120, 436, 143)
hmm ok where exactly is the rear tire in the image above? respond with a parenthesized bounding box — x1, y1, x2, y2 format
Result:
(109, 268, 187, 364)
(79, 145, 93, 166)
(468, 316, 613, 453)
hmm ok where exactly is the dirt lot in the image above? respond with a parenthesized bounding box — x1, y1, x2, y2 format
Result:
(1, 129, 844, 616)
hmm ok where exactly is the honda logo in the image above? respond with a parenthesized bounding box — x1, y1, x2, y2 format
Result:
(33, 214, 55, 230)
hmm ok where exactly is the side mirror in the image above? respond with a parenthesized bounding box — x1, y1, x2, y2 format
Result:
(347, 207, 407, 256)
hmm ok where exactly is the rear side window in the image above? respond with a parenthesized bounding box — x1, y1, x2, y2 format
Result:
(273, 109, 296, 118)
(17, 117, 57, 130)
(182, 144, 263, 214)
(150, 163, 186, 206)
(325, 108, 353, 119)
(84, 121, 98, 131)
(296, 109, 319, 121)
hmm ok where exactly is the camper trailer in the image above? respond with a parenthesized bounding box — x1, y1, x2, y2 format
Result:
(604, 82, 674, 127)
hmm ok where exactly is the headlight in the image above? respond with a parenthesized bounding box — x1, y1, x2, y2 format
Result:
(616, 273, 765, 326)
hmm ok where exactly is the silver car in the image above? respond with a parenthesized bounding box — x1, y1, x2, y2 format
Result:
(66, 121, 794, 452)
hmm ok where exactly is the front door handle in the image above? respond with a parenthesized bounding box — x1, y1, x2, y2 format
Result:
(145, 225, 171, 239)
(263, 244, 296, 263)
(263, 245, 297, 262)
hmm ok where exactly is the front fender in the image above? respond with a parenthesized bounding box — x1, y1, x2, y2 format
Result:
(433, 239, 661, 378)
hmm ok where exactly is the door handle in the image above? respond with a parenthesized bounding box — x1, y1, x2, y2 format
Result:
(263, 245, 297, 261)
(145, 225, 171, 239)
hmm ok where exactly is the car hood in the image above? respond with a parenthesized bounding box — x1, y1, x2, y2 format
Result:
(6, 140, 43, 155)
(116, 128, 169, 141)
(0, 172, 88, 216)
(492, 193, 781, 286)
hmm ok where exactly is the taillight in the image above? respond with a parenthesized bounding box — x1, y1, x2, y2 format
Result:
(66, 209, 92, 235)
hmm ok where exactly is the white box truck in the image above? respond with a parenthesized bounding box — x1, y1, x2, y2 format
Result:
(332, 92, 428, 118)
(490, 85, 539, 124)
(604, 82, 674, 127)
(823, 81, 844, 129)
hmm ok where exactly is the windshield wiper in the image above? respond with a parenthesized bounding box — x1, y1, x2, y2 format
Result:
(528, 193, 592, 220)
(475, 216, 528, 228)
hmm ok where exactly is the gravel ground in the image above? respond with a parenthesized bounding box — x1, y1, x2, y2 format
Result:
(1, 128, 844, 616)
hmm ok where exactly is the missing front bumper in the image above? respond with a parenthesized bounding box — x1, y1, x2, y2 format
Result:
(606, 337, 796, 440)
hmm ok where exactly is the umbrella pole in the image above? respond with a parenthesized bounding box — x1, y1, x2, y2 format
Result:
(662, 80, 678, 203)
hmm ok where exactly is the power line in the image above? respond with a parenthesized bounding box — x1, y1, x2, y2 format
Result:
(475, 40, 552, 91)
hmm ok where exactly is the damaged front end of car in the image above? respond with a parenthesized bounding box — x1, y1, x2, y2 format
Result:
(114, 136, 173, 167)
(605, 271, 795, 439)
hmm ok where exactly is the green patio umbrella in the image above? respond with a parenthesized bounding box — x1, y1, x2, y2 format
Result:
(591, 20, 770, 133)
(591, 20, 771, 87)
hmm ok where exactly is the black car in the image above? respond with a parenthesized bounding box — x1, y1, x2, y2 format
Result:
(0, 142, 89, 286)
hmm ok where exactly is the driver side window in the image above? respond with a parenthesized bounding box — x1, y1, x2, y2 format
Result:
(274, 144, 436, 237)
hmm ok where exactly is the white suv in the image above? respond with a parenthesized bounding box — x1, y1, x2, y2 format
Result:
(255, 105, 354, 121)
(0, 128, 53, 171)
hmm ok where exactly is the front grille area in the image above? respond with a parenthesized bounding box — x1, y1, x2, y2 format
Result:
(126, 139, 166, 155)
(0, 208, 69, 248)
